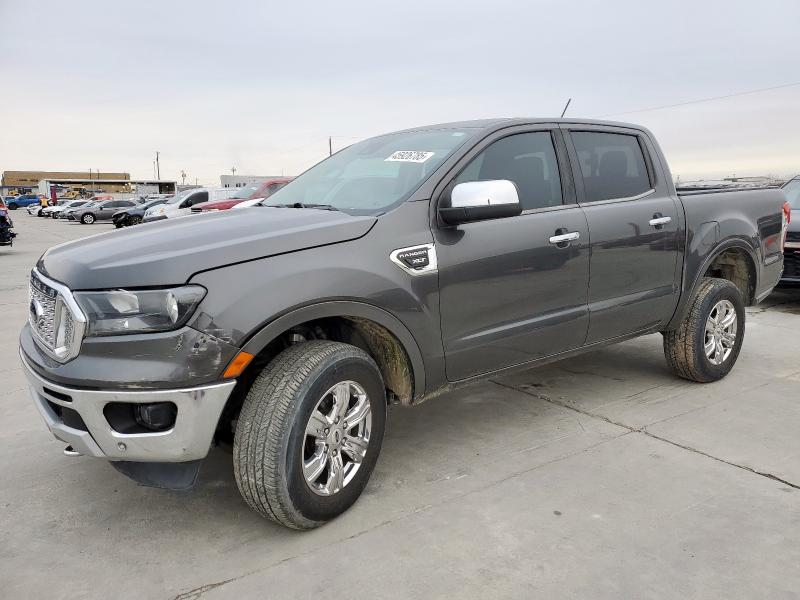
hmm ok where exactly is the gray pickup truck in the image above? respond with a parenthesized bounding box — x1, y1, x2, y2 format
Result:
(20, 118, 788, 529)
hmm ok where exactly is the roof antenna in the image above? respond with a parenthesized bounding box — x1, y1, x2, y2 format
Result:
(560, 98, 572, 118)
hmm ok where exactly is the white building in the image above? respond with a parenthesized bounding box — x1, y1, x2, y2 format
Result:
(219, 174, 284, 189)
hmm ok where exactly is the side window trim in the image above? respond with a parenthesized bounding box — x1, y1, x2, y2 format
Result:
(561, 126, 656, 205)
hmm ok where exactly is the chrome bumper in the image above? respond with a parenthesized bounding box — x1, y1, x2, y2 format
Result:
(20, 351, 235, 462)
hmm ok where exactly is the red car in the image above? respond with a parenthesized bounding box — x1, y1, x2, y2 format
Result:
(193, 178, 293, 213)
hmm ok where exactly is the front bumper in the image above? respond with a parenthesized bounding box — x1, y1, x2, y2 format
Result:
(781, 245, 800, 282)
(20, 351, 235, 462)
(142, 214, 167, 223)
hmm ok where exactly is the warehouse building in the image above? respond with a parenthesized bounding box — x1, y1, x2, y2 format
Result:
(2, 170, 131, 192)
(220, 174, 284, 189)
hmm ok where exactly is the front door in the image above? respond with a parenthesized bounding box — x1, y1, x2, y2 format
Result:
(435, 128, 591, 381)
(563, 127, 681, 343)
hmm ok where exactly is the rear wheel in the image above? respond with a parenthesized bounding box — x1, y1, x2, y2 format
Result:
(234, 340, 386, 529)
(80, 213, 95, 224)
(663, 278, 745, 382)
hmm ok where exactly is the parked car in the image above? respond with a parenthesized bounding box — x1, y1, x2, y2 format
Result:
(112, 198, 169, 227)
(4, 194, 39, 210)
(59, 200, 97, 220)
(780, 176, 799, 282)
(68, 198, 137, 224)
(20, 118, 788, 530)
(43, 200, 90, 219)
(192, 179, 294, 213)
(0, 207, 15, 246)
(143, 188, 229, 222)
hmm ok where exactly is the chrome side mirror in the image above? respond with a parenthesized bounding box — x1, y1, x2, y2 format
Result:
(439, 180, 522, 226)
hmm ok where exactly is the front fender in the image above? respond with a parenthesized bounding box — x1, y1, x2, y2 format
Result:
(237, 300, 426, 398)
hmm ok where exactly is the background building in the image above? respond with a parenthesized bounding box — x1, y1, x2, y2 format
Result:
(220, 174, 284, 189)
(2, 170, 131, 192)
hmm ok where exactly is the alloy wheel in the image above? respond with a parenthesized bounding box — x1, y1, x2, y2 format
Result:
(302, 380, 372, 496)
(704, 299, 737, 365)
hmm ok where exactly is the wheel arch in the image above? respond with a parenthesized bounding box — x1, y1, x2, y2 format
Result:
(239, 301, 426, 403)
(667, 239, 758, 330)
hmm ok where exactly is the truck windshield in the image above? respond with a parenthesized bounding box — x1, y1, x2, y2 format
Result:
(261, 128, 478, 215)
(783, 178, 800, 209)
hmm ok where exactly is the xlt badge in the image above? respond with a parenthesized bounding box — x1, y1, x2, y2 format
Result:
(390, 244, 438, 276)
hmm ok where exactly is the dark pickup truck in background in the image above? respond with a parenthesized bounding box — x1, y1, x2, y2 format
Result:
(19, 118, 789, 529)
(780, 175, 799, 282)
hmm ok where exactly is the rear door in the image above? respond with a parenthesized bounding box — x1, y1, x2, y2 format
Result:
(562, 126, 681, 343)
(435, 126, 591, 380)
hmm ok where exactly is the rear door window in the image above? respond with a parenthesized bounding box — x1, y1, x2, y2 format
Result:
(571, 131, 652, 202)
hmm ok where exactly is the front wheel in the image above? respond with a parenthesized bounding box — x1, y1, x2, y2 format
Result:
(234, 340, 386, 529)
(80, 213, 95, 224)
(663, 277, 745, 382)
(7, 203, 18, 210)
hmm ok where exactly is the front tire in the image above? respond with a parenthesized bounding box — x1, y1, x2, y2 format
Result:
(7, 203, 17, 210)
(80, 213, 95, 224)
(663, 277, 745, 382)
(234, 340, 386, 529)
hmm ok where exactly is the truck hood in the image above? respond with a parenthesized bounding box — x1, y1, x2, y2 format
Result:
(39, 207, 377, 289)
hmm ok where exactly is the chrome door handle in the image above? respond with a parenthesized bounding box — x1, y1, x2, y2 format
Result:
(649, 216, 672, 226)
(549, 232, 580, 244)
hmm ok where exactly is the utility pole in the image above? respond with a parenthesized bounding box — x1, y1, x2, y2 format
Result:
(155, 151, 160, 180)
(329, 136, 333, 156)
(231, 166, 236, 176)
(181, 170, 186, 185)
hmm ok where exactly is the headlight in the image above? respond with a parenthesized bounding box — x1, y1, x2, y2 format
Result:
(74, 285, 206, 336)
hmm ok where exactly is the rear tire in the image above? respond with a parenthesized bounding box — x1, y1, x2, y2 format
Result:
(234, 340, 386, 529)
(663, 277, 745, 382)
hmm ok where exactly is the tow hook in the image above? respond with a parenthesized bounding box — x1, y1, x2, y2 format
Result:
(63, 445, 81, 457)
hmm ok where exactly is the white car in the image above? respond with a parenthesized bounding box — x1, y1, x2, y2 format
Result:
(26, 203, 44, 216)
(143, 188, 231, 222)
(43, 200, 91, 219)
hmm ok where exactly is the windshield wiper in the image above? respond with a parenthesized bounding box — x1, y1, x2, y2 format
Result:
(270, 202, 340, 212)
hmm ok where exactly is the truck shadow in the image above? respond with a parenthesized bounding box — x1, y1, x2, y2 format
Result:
(765, 285, 800, 315)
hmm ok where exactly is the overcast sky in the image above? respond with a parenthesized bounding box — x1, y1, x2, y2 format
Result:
(1, 0, 798, 184)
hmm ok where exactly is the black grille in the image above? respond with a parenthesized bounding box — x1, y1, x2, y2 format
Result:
(45, 400, 88, 431)
(786, 231, 800, 243)
(784, 251, 800, 279)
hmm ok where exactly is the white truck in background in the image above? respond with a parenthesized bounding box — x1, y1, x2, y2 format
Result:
(143, 188, 232, 222)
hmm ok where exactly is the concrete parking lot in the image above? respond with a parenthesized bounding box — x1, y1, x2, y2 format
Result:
(2, 214, 799, 600)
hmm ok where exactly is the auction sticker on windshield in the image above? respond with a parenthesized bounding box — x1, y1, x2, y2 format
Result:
(385, 151, 435, 163)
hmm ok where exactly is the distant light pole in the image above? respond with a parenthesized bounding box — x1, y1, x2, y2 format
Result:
(231, 166, 237, 176)
(181, 170, 186, 185)
(155, 152, 161, 180)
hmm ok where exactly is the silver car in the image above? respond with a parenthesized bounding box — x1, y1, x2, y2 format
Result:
(69, 199, 137, 224)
